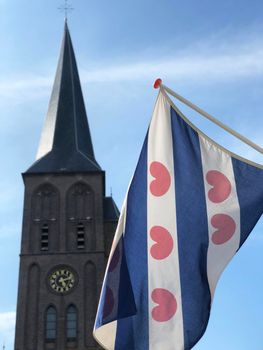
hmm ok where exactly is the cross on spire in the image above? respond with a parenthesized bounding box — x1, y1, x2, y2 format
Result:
(58, 0, 74, 20)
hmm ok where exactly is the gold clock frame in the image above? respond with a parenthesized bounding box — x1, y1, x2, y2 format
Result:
(47, 265, 78, 295)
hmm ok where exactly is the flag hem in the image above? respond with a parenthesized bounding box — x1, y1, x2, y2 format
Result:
(161, 87, 263, 170)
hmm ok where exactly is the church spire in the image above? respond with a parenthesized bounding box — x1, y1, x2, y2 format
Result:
(27, 22, 101, 173)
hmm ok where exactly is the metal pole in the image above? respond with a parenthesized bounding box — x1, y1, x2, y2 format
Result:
(160, 83, 263, 155)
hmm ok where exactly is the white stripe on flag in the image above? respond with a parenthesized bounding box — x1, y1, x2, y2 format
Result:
(147, 93, 184, 350)
(199, 135, 241, 298)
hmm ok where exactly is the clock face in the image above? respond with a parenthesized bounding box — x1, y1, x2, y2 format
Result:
(48, 267, 76, 294)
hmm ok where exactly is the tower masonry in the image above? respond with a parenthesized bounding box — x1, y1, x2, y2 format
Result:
(14, 22, 119, 350)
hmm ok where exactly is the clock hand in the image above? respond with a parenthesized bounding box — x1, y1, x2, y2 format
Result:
(58, 277, 67, 287)
(60, 277, 72, 282)
(58, 276, 73, 288)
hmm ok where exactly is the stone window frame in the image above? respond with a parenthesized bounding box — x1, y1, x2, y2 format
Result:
(31, 183, 59, 252)
(45, 305, 57, 343)
(66, 304, 78, 343)
(66, 182, 94, 250)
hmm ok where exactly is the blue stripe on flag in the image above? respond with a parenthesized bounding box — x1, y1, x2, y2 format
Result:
(170, 106, 211, 349)
(117, 237, 137, 319)
(232, 158, 263, 247)
(115, 136, 149, 350)
(94, 236, 136, 328)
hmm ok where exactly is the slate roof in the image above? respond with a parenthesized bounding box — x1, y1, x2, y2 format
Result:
(26, 21, 101, 173)
(104, 197, 120, 222)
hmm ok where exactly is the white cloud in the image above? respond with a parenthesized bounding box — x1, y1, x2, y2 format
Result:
(0, 312, 16, 348)
(1, 37, 263, 102)
(0, 75, 52, 102)
(82, 48, 263, 83)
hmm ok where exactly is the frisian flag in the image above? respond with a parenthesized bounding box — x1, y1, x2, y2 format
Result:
(93, 88, 263, 350)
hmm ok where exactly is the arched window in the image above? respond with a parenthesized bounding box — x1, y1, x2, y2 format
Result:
(66, 183, 94, 250)
(32, 184, 59, 252)
(67, 305, 77, 341)
(32, 184, 58, 221)
(67, 183, 93, 222)
(45, 306, 57, 342)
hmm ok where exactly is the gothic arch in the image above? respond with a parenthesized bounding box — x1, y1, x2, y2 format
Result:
(45, 305, 57, 344)
(66, 182, 94, 221)
(30, 183, 59, 252)
(32, 183, 59, 221)
(66, 182, 95, 250)
(66, 304, 78, 343)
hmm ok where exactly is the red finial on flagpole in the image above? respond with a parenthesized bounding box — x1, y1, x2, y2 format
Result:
(153, 78, 162, 89)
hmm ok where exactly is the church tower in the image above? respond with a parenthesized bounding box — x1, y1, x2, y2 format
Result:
(14, 22, 119, 350)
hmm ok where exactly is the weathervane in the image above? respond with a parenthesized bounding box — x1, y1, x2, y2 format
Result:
(58, 0, 74, 20)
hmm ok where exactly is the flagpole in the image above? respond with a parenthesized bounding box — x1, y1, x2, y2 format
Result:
(154, 79, 263, 155)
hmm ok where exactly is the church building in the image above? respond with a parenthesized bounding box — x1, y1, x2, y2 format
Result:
(14, 21, 119, 349)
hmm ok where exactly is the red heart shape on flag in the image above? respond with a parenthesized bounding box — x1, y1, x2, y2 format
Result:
(206, 170, 232, 203)
(150, 226, 174, 260)
(211, 214, 236, 245)
(103, 287, 114, 318)
(151, 288, 177, 322)
(150, 161, 171, 197)
(109, 245, 120, 272)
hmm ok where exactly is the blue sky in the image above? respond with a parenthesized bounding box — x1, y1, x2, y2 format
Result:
(0, 0, 263, 348)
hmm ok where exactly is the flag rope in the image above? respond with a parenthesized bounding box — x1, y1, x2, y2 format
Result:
(160, 84, 263, 155)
